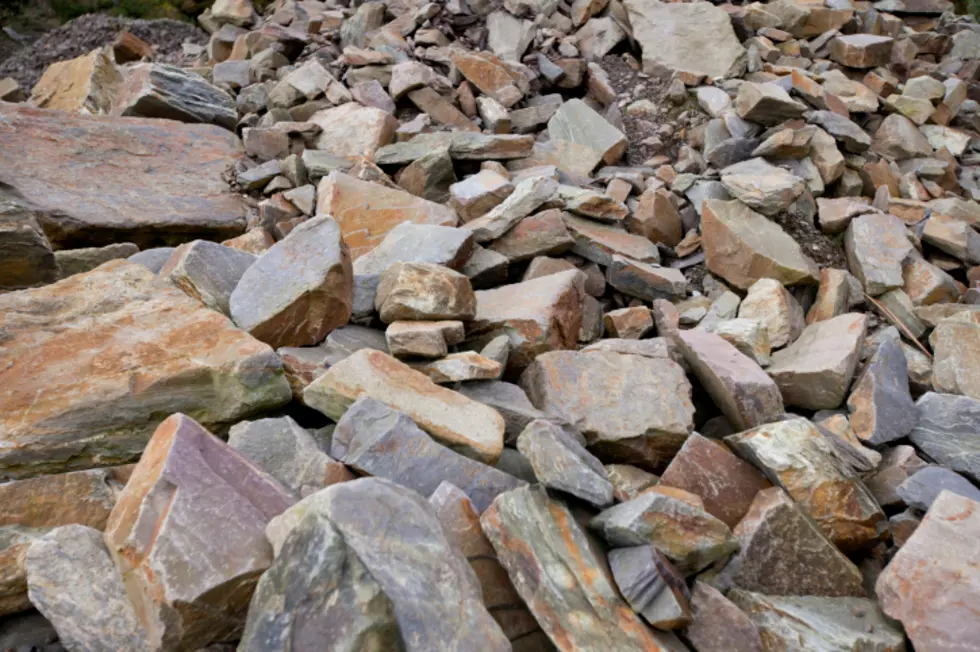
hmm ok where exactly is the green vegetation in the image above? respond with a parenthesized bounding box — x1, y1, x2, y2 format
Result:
(49, 0, 197, 20)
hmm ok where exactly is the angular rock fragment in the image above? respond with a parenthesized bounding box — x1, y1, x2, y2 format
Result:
(303, 349, 505, 464)
(451, 50, 526, 108)
(457, 381, 552, 444)
(449, 170, 515, 222)
(909, 392, 980, 483)
(704, 318, 771, 366)
(847, 340, 916, 445)
(112, 63, 237, 129)
(845, 212, 912, 296)
(103, 414, 295, 650)
(53, 242, 139, 279)
(309, 102, 397, 159)
(897, 466, 980, 511)
(548, 98, 627, 165)
(412, 351, 502, 383)
(930, 318, 980, 400)
(874, 114, 933, 160)
(30, 48, 120, 115)
(517, 419, 613, 507)
(488, 208, 573, 261)
(720, 158, 806, 216)
(738, 278, 805, 349)
(521, 350, 694, 471)
(830, 34, 894, 68)
(564, 213, 661, 266)
(727, 417, 885, 551)
(683, 582, 763, 652)
(385, 320, 463, 359)
(609, 546, 691, 630)
(606, 255, 688, 301)
(158, 240, 255, 315)
(462, 175, 559, 243)
(375, 261, 476, 323)
(735, 82, 808, 125)
(603, 306, 654, 339)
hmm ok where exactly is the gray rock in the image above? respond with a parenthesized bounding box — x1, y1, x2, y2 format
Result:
(897, 466, 980, 511)
(457, 380, 552, 444)
(54, 243, 139, 279)
(609, 546, 691, 630)
(462, 176, 559, 243)
(606, 254, 688, 301)
(158, 240, 255, 315)
(26, 525, 149, 651)
(846, 340, 917, 445)
(517, 419, 613, 507)
(239, 509, 398, 652)
(0, 193, 57, 290)
(332, 397, 523, 512)
(113, 63, 238, 130)
(909, 392, 980, 482)
(807, 111, 871, 153)
(548, 98, 627, 166)
(683, 582, 763, 652)
(845, 212, 913, 296)
(267, 478, 510, 651)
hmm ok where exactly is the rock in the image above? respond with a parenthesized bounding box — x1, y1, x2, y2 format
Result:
(158, 240, 255, 316)
(606, 255, 688, 301)
(672, 329, 784, 431)
(830, 34, 894, 68)
(735, 82, 808, 125)
(720, 158, 806, 217)
(412, 351, 502, 383)
(395, 146, 457, 204)
(127, 246, 175, 273)
(54, 242, 140, 279)
(807, 111, 871, 153)
(0, 261, 290, 479)
(25, 525, 148, 650)
(609, 546, 690, 629)
(631, 187, 684, 246)
(846, 340, 916, 445)
(457, 381, 551, 444)
(767, 313, 867, 411)
(903, 259, 960, 306)
(488, 208, 573, 262)
(112, 63, 237, 129)
(103, 414, 295, 650)
(683, 582, 763, 652)
(308, 102, 397, 159)
(922, 213, 980, 265)
(845, 212, 912, 296)
(704, 318, 771, 366)
(223, 228, 275, 254)
(605, 464, 659, 502)
(659, 433, 771, 529)
(623, 0, 746, 79)
(564, 213, 661, 266)
(268, 478, 510, 651)
(316, 172, 458, 260)
(728, 590, 907, 651)
(238, 502, 399, 652)
(548, 98, 627, 165)
(727, 417, 885, 551)
(463, 246, 510, 289)
(451, 50, 526, 108)
(909, 392, 980, 483)
(389, 61, 436, 100)
(719, 487, 866, 597)
(386, 320, 464, 358)
(603, 306, 654, 339)
(449, 170, 515, 222)
(408, 87, 480, 132)
(468, 269, 585, 370)
(897, 466, 980, 511)
(375, 261, 476, 323)
(331, 397, 521, 512)
(303, 349, 505, 464)
(463, 175, 559, 243)
(0, 193, 57, 290)
(29, 48, 120, 115)
(521, 350, 694, 471)
(701, 199, 818, 290)
(0, 103, 244, 249)
(0, 467, 129, 616)
(481, 485, 673, 650)
(590, 489, 739, 574)
(737, 278, 805, 349)
(517, 419, 613, 507)
(230, 215, 352, 348)
(228, 417, 352, 498)
(874, 114, 933, 160)
(865, 445, 929, 509)
(876, 490, 980, 651)
(930, 319, 980, 400)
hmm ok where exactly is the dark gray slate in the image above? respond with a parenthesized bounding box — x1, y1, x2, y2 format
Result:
(458, 380, 554, 444)
(909, 392, 980, 482)
(113, 63, 238, 130)
(516, 419, 613, 507)
(897, 466, 980, 511)
(846, 339, 917, 445)
(608, 545, 691, 629)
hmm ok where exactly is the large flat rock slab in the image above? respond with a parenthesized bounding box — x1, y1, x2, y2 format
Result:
(0, 261, 291, 480)
(0, 103, 245, 248)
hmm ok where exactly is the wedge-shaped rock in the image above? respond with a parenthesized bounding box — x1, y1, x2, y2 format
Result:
(451, 50, 526, 108)
(303, 349, 505, 463)
(767, 313, 867, 410)
(229, 417, 352, 499)
(112, 63, 237, 129)
(308, 102, 397, 159)
(564, 213, 661, 265)
(386, 320, 463, 358)
(548, 98, 627, 165)
(332, 397, 520, 512)
(718, 487, 866, 597)
(103, 414, 295, 650)
(458, 381, 552, 444)
(876, 490, 980, 652)
(609, 546, 691, 629)
(239, 503, 399, 652)
(159, 239, 255, 316)
(727, 418, 885, 551)
(845, 212, 912, 296)
(729, 590, 907, 652)
(659, 433, 771, 529)
(0, 103, 244, 249)
(736, 82, 808, 125)
(590, 490, 739, 574)
(375, 261, 476, 323)
(684, 582, 763, 652)
(0, 191, 57, 290)
(449, 169, 514, 222)
(26, 525, 149, 651)
(29, 47, 120, 115)
(267, 478, 510, 651)
(517, 419, 613, 507)
(412, 351, 502, 383)
(0, 261, 290, 480)
(468, 269, 585, 370)
(606, 255, 687, 301)
(910, 392, 980, 482)
(702, 199, 818, 290)
(930, 319, 980, 400)
(672, 329, 784, 431)
(720, 158, 806, 216)
(0, 467, 129, 616)
(481, 485, 673, 651)
(230, 215, 353, 348)
(428, 482, 544, 645)
(738, 277, 805, 349)
(622, 0, 746, 79)
(521, 350, 694, 472)
(316, 172, 457, 259)
(489, 207, 573, 261)
(847, 340, 916, 445)
(462, 175, 559, 243)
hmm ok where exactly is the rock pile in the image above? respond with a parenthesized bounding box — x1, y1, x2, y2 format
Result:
(2, 0, 980, 649)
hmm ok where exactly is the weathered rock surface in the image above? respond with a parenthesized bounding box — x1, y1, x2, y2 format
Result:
(683, 582, 763, 652)
(737, 277, 805, 349)
(847, 339, 917, 445)
(609, 546, 691, 630)
(112, 64, 237, 129)
(909, 392, 980, 482)
(930, 318, 980, 400)
(158, 239, 255, 316)
(897, 466, 980, 511)
(517, 419, 613, 507)
(845, 212, 913, 296)
(375, 261, 476, 323)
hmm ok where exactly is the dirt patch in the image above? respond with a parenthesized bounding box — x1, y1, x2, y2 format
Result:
(0, 13, 206, 91)
(771, 205, 848, 270)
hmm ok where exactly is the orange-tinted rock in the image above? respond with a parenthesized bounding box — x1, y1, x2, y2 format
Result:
(876, 491, 980, 652)
(630, 187, 684, 247)
(481, 485, 673, 651)
(316, 171, 457, 260)
(222, 228, 275, 254)
(0, 103, 245, 249)
(659, 433, 771, 529)
(103, 414, 295, 650)
(830, 34, 894, 68)
(307, 102, 398, 159)
(0, 261, 291, 480)
(603, 306, 654, 339)
(451, 50, 526, 108)
(375, 261, 476, 323)
(683, 582, 763, 652)
(29, 48, 120, 114)
(112, 31, 153, 63)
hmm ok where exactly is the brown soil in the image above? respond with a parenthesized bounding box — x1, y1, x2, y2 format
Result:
(771, 206, 848, 270)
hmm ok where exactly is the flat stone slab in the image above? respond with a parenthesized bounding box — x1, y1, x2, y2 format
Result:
(0, 103, 245, 249)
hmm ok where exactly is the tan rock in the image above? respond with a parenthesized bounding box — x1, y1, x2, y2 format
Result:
(386, 320, 464, 358)
(845, 211, 913, 295)
(408, 87, 479, 132)
(412, 351, 503, 383)
(630, 187, 683, 246)
(303, 349, 505, 463)
(449, 170, 514, 222)
(930, 318, 980, 401)
(704, 318, 771, 367)
(451, 50, 526, 108)
(738, 278, 805, 349)
(830, 34, 894, 68)
(564, 213, 661, 266)
(375, 262, 476, 323)
(922, 212, 980, 265)
(807, 268, 850, 324)
(308, 102, 398, 159)
(603, 306, 654, 339)
(29, 48, 120, 115)
(548, 98, 627, 165)
(735, 82, 807, 125)
(903, 258, 961, 306)
(222, 228, 275, 254)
